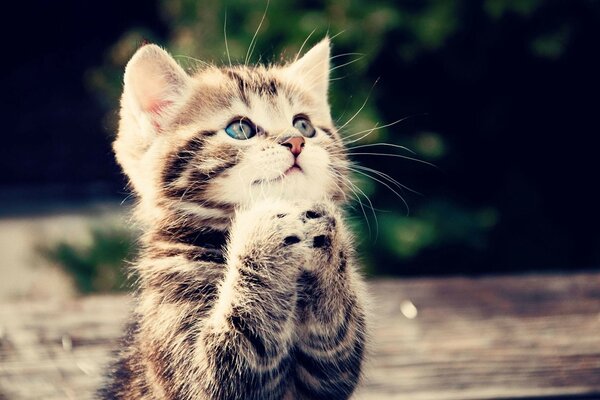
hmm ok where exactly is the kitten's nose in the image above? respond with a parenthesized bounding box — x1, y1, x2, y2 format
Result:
(281, 136, 305, 157)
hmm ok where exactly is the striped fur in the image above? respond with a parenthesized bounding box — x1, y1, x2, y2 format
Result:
(100, 39, 368, 399)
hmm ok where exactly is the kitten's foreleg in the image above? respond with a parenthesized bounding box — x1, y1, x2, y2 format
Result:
(295, 202, 367, 400)
(198, 201, 306, 400)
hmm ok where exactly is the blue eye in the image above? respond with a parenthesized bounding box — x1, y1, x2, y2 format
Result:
(225, 118, 256, 140)
(293, 116, 316, 138)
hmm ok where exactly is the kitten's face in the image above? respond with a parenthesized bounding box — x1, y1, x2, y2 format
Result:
(115, 39, 348, 218)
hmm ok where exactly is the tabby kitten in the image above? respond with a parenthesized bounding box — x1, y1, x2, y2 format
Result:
(100, 38, 368, 400)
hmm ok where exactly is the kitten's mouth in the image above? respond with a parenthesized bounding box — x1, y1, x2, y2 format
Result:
(284, 164, 303, 174)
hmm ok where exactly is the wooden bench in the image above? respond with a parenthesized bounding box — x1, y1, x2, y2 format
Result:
(1, 273, 599, 399)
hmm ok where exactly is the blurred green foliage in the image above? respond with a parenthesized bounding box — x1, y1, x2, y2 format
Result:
(88, 0, 477, 133)
(39, 228, 137, 293)
(85, 0, 579, 279)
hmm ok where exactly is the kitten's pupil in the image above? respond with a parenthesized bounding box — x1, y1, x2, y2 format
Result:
(226, 118, 256, 140)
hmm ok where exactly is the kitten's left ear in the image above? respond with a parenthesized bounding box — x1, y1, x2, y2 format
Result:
(122, 44, 191, 133)
(285, 37, 330, 103)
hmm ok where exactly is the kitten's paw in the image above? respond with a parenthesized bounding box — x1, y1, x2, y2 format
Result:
(298, 201, 343, 270)
(228, 200, 309, 267)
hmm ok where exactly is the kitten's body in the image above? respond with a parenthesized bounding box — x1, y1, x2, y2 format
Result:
(100, 39, 367, 400)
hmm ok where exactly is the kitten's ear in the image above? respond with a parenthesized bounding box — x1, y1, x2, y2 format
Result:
(285, 37, 330, 103)
(122, 44, 190, 132)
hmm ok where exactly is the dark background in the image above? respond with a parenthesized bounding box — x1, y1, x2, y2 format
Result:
(1, 0, 164, 195)
(2, 0, 599, 276)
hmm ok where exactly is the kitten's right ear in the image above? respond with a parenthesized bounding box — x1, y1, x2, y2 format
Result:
(122, 44, 190, 133)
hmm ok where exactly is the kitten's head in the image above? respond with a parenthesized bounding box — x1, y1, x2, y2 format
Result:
(115, 38, 349, 223)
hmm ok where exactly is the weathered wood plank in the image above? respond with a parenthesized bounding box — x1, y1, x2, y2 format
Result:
(1, 273, 599, 399)
(356, 273, 600, 400)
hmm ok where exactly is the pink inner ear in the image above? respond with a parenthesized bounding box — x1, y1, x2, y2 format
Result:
(146, 100, 173, 131)
(146, 99, 173, 115)
(131, 64, 175, 116)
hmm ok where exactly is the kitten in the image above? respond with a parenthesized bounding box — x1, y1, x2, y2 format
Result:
(99, 38, 368, 400)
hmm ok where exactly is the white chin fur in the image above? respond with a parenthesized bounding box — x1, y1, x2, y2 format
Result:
(215, 145, 333, 206)
(220, 169, 331, 207)
(250, 172, 324, 203)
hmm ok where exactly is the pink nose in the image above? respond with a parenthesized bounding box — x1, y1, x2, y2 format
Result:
(281, 136, 305, 157)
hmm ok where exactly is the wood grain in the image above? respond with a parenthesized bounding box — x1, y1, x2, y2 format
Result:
(1, 273, 599, 399)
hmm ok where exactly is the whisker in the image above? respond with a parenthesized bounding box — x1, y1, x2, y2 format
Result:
(330, 52, 365, 60)
(346, 166, 410, 215)
(337, 78, 380, 131)
(329, 29, 347, 42)
(346, 142, 416, 154)
(342, 122, 379, 143)
(328, 170, 350, 204)
(346, 152, 438, 168)
(341, 113, 428, 146)
(331, 167, 379, 239)
(245, 0, 270, 65)
(343, 116, 411, 144)
(329, 56, 364, 73)
(352, 164, 421, 195)
(173, 55, 211, 68)
(120, 192, 135, 206)
(294, 28, 317, 63)
(330, 169, 362, 208)
(334, 95, 356, 125)
(341, 175, 376, 238)
(300, 54, 364, 94)
(347, 175, 379, 240)
(224, 10, 232, 67)
(301, 53, 366, 94)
